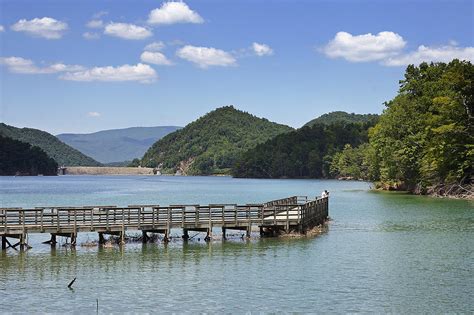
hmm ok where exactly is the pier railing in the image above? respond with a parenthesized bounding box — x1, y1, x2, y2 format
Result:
(0, 196, 328, 236)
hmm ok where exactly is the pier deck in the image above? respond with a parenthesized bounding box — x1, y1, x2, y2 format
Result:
(0, 195, 328, 249)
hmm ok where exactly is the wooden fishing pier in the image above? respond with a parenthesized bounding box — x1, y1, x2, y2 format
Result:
(0, 195, 328, 250)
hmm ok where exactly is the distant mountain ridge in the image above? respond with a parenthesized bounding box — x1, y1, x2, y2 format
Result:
(57, 126, 181, 163)
(304, 111, 379, 127)
(141, 106, 293, 175)
(0, 123, 100, 166)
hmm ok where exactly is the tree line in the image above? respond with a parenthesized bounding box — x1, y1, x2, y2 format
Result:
(232, 60, 473, 195)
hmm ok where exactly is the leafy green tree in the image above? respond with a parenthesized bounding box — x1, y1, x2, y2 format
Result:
(370, 60, 473, 191)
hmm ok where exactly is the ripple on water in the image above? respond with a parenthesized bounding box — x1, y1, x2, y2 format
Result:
(0, 176, 473, 313)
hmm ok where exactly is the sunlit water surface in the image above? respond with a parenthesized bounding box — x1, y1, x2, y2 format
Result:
(1, 176, 473, 313)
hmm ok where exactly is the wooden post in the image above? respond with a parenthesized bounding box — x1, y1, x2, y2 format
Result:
(152, 207, 156, 229)
(98, 232, 105, 245)
(182, 229, 189, 241)
(71, 233, 77, 246)
(56, 209, 60, 232)
(205, 227, 211, 242)
(222, 227, 226, 240)
(90, 209, 94, 231)
(195, 206, 199, 226)
(40, 208, 44, 232)
(142, 231, 148, 243)
(1, 236, 6, 250)
(20, 233, 26, 250)
(246, 225, 251, 239)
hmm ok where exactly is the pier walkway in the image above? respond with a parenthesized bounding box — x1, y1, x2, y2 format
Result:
(0, 195, 328, 249)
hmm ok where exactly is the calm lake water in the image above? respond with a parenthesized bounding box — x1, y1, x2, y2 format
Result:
(1, 176, 473, 313)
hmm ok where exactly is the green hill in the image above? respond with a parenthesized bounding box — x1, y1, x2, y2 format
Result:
(0, 123, 100, 166)
(0, 135, 58, 176)
(57, 126, 181, 163)
(304, 111, 379, 127)
(232, 120, 377, 179)
(141, 106, 293, 175)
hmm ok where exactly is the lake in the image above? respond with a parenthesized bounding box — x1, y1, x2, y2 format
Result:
(0, 176, 473, 313)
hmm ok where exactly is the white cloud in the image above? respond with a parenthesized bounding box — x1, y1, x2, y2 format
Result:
(140, 51, 173, 66)
(86, 20, 104, 29)
(323, 31, 406, 62)
(1, 57, 157, 84)
(383, 44, 474, 66)
(83, 32, 100, 40)
(104, 22, 152, 40)
(0, 56, 84, 74)
(176, 45, 236, 68)
(0, 25, 4, 32)
(148, 1, 204, 25)
(11, 17, 68, 39)
(252, 42, 273, 56)
(87, 112, 101, 117)
(145, 41, 166, 52)
(60, 63, 157, 83)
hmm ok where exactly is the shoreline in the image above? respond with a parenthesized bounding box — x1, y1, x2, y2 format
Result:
(370, 186, 473, 200)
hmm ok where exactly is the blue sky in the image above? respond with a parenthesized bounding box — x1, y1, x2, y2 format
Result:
(1, 0, 473, 134)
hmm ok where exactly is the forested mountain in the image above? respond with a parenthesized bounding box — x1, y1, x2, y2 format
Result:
(304, 111, 379, 127)
(57, 126, 181, 163)
(141, 106, 293, 175)
(0, 136, 58, 175)
(232, 120, 375, 178)
(0, 123, 100, 166)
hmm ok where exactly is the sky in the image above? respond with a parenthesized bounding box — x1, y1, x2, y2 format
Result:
(0, 0, 473, 134)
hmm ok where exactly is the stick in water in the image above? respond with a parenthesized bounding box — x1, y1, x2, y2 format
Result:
(68, 277, 76, 289)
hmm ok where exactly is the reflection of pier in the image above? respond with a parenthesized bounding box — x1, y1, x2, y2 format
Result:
(0, 196, 329, 250)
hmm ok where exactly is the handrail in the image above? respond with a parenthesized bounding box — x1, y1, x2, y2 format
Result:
(0, 196, 328, 235)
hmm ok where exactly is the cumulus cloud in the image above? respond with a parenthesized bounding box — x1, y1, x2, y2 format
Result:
(145, 41, 166, 52)
(176, 45, 236, 68)
(86, 20, 104, 29)
(60, 63, 157, 83)
(148, 1, 204, 25)
(383, 44, 474, 66)
(252, 42, 273, 56)
(0, 56, 84, 74)
(1, 56, 157, 83)
(0, 25, 4, 32)
(87, 112, 101, 117)
(83, 32, 100, 40)
(104, 22, 152, 40)
(140, 51, 173, 66)
(323, 31, 406, 62)
(11, 17, 68, 39)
